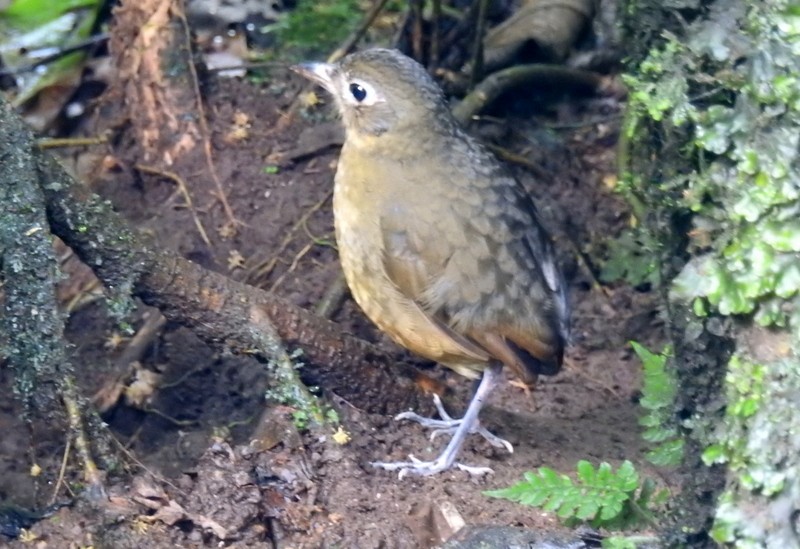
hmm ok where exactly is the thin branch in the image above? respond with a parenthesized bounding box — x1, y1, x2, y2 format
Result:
(469, 0, 490, 87)
(175, 5, 240, 233)
(49, 438, 71, 505)
(63, 378, 106, 500)
(328, 0, 394, 63)
(429, 0, 442, 72)
(37, 136, 109, 149)
(92, 311, 168, 413)
(411, 0, 424, 62)
(245, 189, 333, 286)
(315, 274, 349, 319)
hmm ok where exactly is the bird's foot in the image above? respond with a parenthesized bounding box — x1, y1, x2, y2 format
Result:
(371, 454, 494, 478)
(372, 366, 506, 478)
(395, 394, 514, 453)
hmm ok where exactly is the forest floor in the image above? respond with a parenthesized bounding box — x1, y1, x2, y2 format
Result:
(0, 60, 673, 547)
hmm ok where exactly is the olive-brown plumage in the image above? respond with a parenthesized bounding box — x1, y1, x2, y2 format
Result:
(293, 48, 568, 476)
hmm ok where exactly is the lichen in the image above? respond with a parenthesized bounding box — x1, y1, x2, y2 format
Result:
(57, 191, 140, 330)
(0, 106, 71, 414)
(253, 329, 335, 430)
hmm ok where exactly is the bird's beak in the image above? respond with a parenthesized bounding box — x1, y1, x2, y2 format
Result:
(290, 62, 337, 92)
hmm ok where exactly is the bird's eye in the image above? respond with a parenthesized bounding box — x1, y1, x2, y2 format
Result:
(349, 83, 367, 102)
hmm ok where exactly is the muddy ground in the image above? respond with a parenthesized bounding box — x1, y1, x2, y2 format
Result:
(0, 64, 671, 547)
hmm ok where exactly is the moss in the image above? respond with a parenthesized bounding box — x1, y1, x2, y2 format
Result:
(705, 353, 800, 546)
(620, 0, 800, 544)
(272, 0, 363, 57)
(255, 334, 336, 430)
(666, 2, 800, 325)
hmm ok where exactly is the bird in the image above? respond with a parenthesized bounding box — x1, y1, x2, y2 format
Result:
(291, 48, 569, 477)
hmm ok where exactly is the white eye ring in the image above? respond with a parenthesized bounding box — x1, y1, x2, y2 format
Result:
(343, 79, 382, 106)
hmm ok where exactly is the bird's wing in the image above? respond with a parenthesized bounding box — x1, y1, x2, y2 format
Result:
(380, 207, 491, 365)
(478, 183, 567, 377)
(516, 188, 570, 356)
(379, 176, 566, 381)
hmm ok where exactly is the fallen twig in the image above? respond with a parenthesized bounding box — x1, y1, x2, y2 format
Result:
(49, 438, 72, 505)
(92, 311, 168, 413)
(63, 378, 106, 500)
(315, 273, 349, 319)
(37, 136, 109, 149)
(175, 6, 240, 235)
(485, 143, 550, 181)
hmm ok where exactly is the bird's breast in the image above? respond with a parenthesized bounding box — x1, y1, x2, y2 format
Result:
(332, 152, 392, 323)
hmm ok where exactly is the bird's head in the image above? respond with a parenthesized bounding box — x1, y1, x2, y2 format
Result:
(291, 48, 451, 139)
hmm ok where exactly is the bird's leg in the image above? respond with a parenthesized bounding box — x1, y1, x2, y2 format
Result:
(371, 363, 510, 477)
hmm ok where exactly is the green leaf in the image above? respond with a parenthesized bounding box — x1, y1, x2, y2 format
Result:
(602, 536, 639, 549)
(599, 497, 624, 521)
(641, 424, 679, 443)
(576, 498, 601, 520)
(616, 461, 640, 492)
(577, 460, 596, 483)
(1, 0, 97, 28)
(631, 341, 683, 467)
(0, 0, 102, 105)
(646, 438, 685, 467)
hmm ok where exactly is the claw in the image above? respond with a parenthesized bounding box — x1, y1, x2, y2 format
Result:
(372, 364, 509, 477)
(371, 456, 494, 478)
(431, 393, 452, 421)
(455, 463, 494, 475)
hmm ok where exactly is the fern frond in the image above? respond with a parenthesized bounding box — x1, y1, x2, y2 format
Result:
(486, 460, 651, 527)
